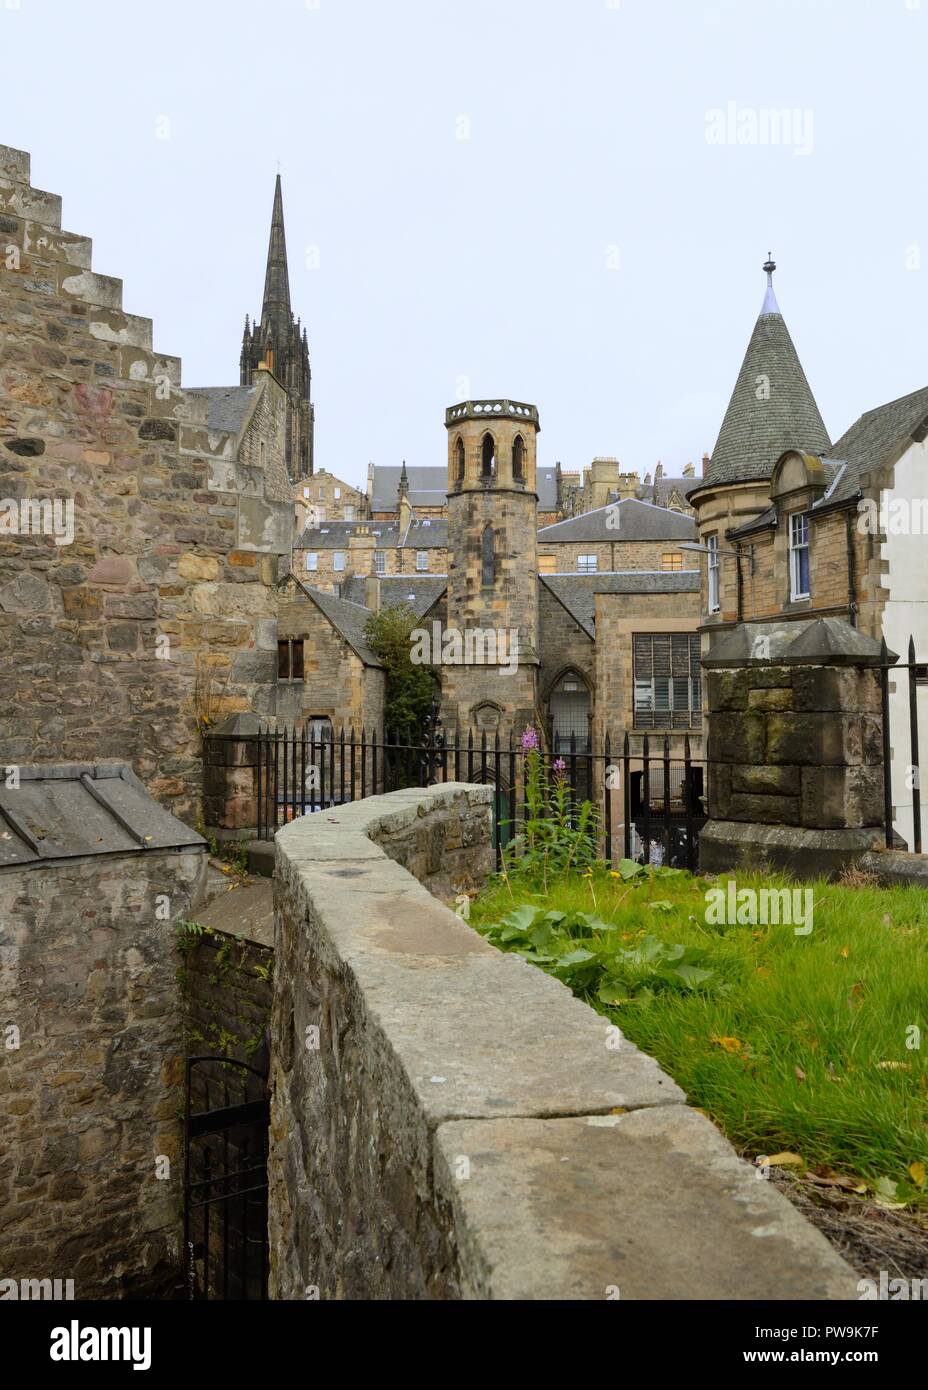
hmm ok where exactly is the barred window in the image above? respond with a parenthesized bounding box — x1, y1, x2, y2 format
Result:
(633, 632, 702, 729)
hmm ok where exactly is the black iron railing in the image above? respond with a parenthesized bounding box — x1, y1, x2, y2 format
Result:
(204, 726, 707, 869)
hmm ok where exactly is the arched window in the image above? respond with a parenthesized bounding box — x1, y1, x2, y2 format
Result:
(455, 436, 465, 485)
(481, 524, 495, 586)
(512, 434, 525, 482)
(480, 433, 496, 481)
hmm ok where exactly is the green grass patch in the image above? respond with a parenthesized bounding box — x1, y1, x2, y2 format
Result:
(470, 863, 928, 1207)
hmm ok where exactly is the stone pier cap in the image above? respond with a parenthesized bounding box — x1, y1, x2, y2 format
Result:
(703, 616, 894, 669)
(269, 783, 857, 1301)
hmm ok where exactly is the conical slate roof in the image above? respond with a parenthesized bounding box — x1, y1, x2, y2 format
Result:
(260, 174, 292, 341)
(703, 263, 830, 488)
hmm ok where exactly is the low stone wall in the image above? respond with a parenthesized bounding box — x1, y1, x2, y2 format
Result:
(269, 784, 857, 1300)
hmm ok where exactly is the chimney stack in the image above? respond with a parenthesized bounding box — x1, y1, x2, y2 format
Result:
(365, 574, 382, 613)
(701, 452, 711, 478)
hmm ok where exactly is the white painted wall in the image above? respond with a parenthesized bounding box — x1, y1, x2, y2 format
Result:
(880, 437, 928, 850)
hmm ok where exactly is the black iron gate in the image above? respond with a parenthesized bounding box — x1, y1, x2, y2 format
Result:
(183, 1056, 270, 1301)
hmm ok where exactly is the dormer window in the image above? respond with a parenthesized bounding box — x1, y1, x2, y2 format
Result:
(789, 512, 811, 601)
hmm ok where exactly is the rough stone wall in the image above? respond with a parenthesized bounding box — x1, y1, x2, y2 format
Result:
(537, 580, 595, 707)
(0, 143, 291, 823)
(183, 929, 273, 1080)
(277, 586, 384, 733)
(268, 784, 856, 1300)
(737, 510, 857, 623)
(0, 847, 205, 1298)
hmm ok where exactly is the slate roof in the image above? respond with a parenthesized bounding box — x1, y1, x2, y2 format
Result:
(297, 584, 383, 667)
(538, 498, 696, 543)
(0, 764, 205, 868)
(186, 385, 257, 436)
(701, 281, 830, 490)
(341, 575, 447, 618)
(296, 518, 449, 550)
(540, 571, 701, 638)
(370, 466, 448, 511)
(827, 385, 928, 504)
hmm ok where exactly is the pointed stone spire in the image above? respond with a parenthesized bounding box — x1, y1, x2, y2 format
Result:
(702, 258, 830, 487)
(398, 460, 409, 497)
(261, 174, 292, 341)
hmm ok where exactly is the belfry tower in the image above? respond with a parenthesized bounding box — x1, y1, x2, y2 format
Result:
(442, 399, 541, 736)
(240, 175, 314, 479)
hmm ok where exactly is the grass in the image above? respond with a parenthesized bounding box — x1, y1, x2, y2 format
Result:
(470, 864, 928, 1207)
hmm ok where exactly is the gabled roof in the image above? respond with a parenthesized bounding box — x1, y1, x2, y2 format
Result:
(281, 575, 383, 667)
(341, 575, 447, 619)
(0, 764, 204, 868)
(701, 267, 830, 489)
(540, 571, 701, 638)
(538, 498, 696, 543)
(827, 385, 928, 504)
(636, 476, 700, 507)
(370, 466, 448, 511)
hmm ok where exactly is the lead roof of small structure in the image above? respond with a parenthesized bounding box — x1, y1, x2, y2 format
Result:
(340, 575, 448, 618)
(0, 764, 205, 869)
(186, 385, 257, 435)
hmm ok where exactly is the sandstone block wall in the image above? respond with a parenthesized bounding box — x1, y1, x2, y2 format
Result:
(269, 784, 856, 1300)
(0, 143, 291, 823)
(0, 846, 205, 1298)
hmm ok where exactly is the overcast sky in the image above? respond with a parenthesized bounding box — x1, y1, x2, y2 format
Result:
(4, 0, 927, 489)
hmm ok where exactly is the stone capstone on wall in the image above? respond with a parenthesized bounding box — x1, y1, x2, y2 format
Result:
(269, 783, 857, 1300)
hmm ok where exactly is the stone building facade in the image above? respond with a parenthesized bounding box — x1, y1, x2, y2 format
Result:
(690, 257, 928, 855)
(0, 143, 292, 824)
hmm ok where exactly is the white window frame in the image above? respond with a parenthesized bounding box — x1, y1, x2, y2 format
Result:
(374, 550, 386, 575)
(789, 512, 811, 601)
(416, 551, 428, 572)
(305, 552, 318, 572)
(707, 533, 720, 614)
(333, 551, 345, 572)
(577, 554, 598, 574)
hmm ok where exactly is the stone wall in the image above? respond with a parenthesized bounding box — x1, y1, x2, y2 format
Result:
(0, 143, 291, 824)
(538, 540, 698, 573)
(269, 783, 856, 1300)
(0, 846, 205, 1298)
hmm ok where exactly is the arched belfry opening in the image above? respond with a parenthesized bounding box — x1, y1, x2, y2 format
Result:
(481, 523, 495, 586)
(480, 433, 496, 481)
(455, 436, 465, 485)
(512, 434, 525, 482)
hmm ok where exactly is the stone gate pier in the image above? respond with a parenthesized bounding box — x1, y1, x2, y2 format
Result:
(699, 617, 892, 878)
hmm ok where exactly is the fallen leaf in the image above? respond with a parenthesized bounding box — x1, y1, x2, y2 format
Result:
(909, 1162, 926, 1188)
(711, 1036, 744, 1054)
(795, 1066, 806, 1082)
(839, 946, 849, 959)
(761, 1152, 804, 1168)
(876, 1061, 910, 1072)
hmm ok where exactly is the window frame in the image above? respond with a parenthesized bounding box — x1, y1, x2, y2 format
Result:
(789, 511, 811, 601)
(577, 554, 598, 574)
(416, 551, 428, 572)
(333, 551, 346, 573)
(305, 552, 318, 572)
(277, 638, 305, 683)
(706, 533, 720, 613)
(632, 632, 703, 730)
(374, 549, 386, 575)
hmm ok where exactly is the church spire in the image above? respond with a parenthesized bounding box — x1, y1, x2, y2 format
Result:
(261, 174, 292, 340)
